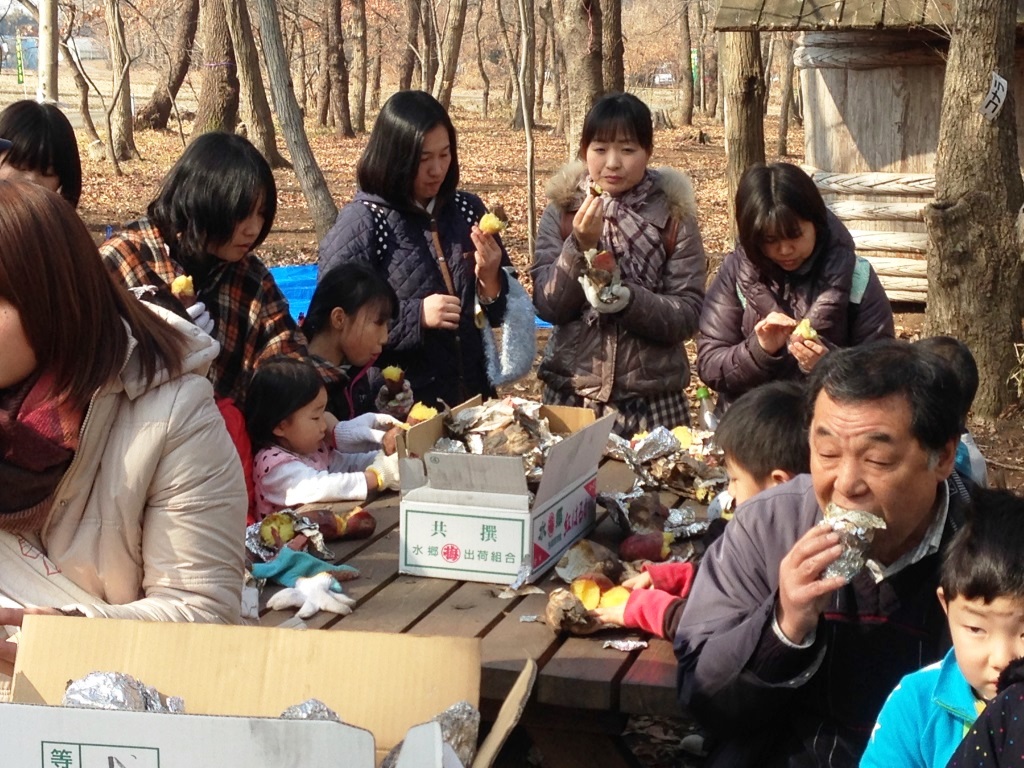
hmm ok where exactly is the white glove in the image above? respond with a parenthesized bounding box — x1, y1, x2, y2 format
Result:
(369, 450, 401, 491)
(334, 412, 403, 452)
(186, 301, 215, 335)
(578, 277, 631, 314)
(265, 572, 357, 619)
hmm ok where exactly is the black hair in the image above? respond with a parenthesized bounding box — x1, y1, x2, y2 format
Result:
(0, 100, 82, 206)
(244, 357, 324, 449)
(715, 380, 810, 479)
(915, 335, 978, 427)
(940, 487, 1024, 603)
(302, 262, 398, 341)
(735, 162, 829, 273)
(147, 132, 277, 281)
(579, 92, 654, 158)
(357, 90, 459, 207)
(807, 339, 963, 453)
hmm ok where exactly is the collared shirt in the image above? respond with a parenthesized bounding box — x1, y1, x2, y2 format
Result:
(101, 217, 316, 403)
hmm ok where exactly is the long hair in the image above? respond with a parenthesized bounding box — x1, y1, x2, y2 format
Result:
(356, 90, 459, 206)
(147, 132, 277, 280)
(302, 262, 398, 342)
(244, 357, 324, 449)
(0, 182, 186, 410)
(735, 162, 829, 273)
(0, 100, 82, 207)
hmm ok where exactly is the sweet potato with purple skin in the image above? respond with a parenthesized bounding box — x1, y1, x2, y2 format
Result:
(618, 531, 674, 563)
(301, 507, 377, 541)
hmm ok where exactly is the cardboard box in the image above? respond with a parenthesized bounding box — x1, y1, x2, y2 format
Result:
(399, 398, 616, 585)
(8, 615, 536, 768)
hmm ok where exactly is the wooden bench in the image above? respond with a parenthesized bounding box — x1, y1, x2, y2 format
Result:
(258, 458, 695, 767)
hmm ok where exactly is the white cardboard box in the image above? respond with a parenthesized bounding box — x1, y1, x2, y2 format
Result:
(8, 616, 536, 768)
(399, 400, 615, 584)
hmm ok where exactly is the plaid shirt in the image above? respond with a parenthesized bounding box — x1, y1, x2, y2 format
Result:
(100, 217, 316, 404)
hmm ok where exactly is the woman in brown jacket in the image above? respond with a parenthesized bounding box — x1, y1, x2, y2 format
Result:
(531, 93, 706, 436)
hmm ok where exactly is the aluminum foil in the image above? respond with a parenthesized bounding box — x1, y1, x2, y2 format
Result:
(603, 639, 649, 652)
(63, 672, 185, 713)
(281, 699, 342, 722)
(822, 503, 887, 581)
(433, 437, 469, 454)
(604, 433, 634, 462)
(508, 560, 533, 590)
(465, 432, 485, 454)
(597, 487, 648, 534)
(381, 701, 480, 768)
(245, 522, 276, 562)
(520, 614, 541, 623)
(496, 584, 544, 599)
(633, 427, 682, 464)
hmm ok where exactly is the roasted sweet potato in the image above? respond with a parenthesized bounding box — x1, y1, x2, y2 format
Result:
(618, 531, 674, 563)
(598, 586, 630, 609)
(569, 573, 615, 610)
(546, 588, 601, 635)
(300, 507, 377, 541)
(381, 425, 403, 456)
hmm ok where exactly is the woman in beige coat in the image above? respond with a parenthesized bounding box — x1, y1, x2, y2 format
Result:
(0, 182, 246, 680)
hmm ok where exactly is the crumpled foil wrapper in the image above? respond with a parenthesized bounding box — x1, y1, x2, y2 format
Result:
(508, 560, 533, 590)
(597, 487, 649, 534)
(63, 672, 185, 713)
(433, 437, 469, 454)
(281, 698, 342, 722)
(663, 506, 709, 540)
(244, 511, 334, 562)
(604, 433, 634, 462)
(633, 427, 682, 464)
(603, 639, 649, 652)
(381, 700, 481, 768)
(822, 502, 887, 580)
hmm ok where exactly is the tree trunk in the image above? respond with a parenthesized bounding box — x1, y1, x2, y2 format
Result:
(317, 30, 331, 127)
(600, 0, 623, 92)
(251, 0, 339, 241)
(511, 0, 535, 130)
(703, 33, 718, 117)
(722, 30, 765, 237)
(350, 0, 367, 132)
(295, 16, 308, 116)
(535, 10, 547, 121)
(678, 1, 693, 126)
(474, 0, 490, 118)
(105, 0, 140, 160)
(39, 0, 57, 99)
(554, 38, 568, 137)
(435, 0, 468, 110)
(776, 33, 794, 156)
(539, 0, 564, 135)
(370, 26, 382, 111)
(325, 0, 355, 137)
(421, 0, 438, 92)
(399, 0, 420, 90)
(195, 0, 239, 134)
(135, 0, 198, 131)
(495, 0, 519, 116)
(923, 0, 1023, 421)
(552, 0, 602, 158)
(761, 33, 773, 114)
(224, 0, 290, 166)
(515, 0, 537, 255)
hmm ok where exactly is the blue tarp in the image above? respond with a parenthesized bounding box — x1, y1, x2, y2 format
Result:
(268, 264, 552, 328)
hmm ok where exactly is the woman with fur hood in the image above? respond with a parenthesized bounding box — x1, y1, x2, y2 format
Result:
(696, 162, 894, 410)
(532, 92, 706, 436)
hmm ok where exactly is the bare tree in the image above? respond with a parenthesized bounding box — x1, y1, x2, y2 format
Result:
(349, 0, 368, 131)
(251, 0, 339, 240)
(535, 7, 547, 121)
(435, 0, 469, 109)
(678, 1, 693, 126)
(136, 0, 199, 131)
(924, 0, 1023, 420)
(474, 0, 490, 117)
(513, 0, 535, 129)
(722, 30, 765, 236)
(224, 0, 290, 166)
(600, 0, 623, 92)
(421, 0, 438, 91)
(514, 0, 537, 254)
(399, 0, 421, 90)
(324, 0, 355, 136)
(552, 0, 602, 157)
(776, 33, 794, 155)
(104, 0, 140, 160)
(195, 0, 239, 134)
(370, 25, 382, 110)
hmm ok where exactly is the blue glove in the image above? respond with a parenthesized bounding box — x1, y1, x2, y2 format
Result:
(251, 547, 358, 590)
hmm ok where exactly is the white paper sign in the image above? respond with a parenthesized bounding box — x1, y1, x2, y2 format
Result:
(979, 71, 1008, 121)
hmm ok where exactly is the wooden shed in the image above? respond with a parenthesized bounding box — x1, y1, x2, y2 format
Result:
(716, 0, 1024, 303)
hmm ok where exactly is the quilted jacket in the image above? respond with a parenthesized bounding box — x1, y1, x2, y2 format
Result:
(318, 190, 511, 408)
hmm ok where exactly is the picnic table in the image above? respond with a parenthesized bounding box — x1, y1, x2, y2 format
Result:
(258, 459, 700, 767)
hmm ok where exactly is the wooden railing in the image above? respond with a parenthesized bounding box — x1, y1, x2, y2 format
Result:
(802, 166, 932, 304)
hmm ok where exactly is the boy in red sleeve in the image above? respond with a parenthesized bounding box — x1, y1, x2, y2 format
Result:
(592, 380, 810, 637)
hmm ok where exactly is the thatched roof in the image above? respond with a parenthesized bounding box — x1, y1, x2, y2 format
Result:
(715, 0, 1024, 31)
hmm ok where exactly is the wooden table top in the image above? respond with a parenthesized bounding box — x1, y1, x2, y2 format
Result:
(258, 459, 693, 720)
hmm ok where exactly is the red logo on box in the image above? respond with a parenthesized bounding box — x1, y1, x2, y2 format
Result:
(441, 543, 461, 563)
